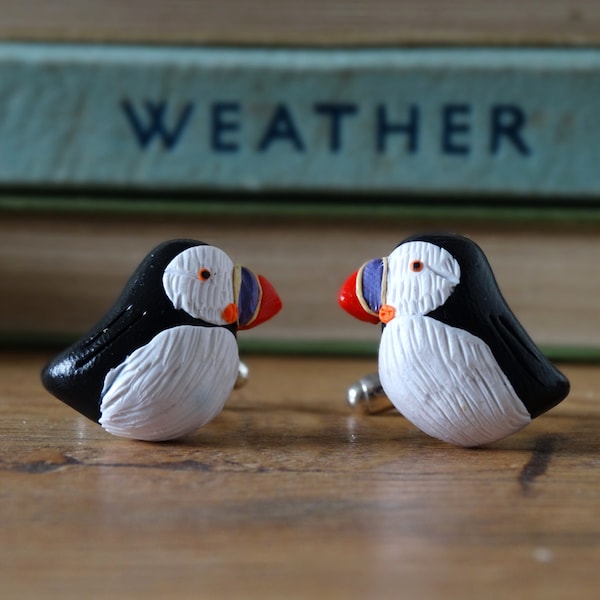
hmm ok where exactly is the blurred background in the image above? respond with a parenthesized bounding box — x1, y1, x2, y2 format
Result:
(1, 0, 599, 360)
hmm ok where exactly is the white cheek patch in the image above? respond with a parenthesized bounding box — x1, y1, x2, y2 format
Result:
(387, 242, 461, 316)
(162, 245, 235, 324)
(99, 326, 239, 441)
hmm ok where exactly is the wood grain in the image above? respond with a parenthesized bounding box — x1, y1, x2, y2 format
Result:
(2, 211, 599, 354)
(1, 351, 599, 598)
(0, 0, 598, 46)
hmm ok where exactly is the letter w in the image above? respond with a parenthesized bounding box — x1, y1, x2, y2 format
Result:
(121, 100, 194, 150)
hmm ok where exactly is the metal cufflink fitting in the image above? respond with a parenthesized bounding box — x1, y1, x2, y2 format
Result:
(234, 360, 249, 389)
(347, 372, 395, 415)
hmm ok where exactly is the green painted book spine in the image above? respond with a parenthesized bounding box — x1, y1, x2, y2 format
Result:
(0, 44, 598, 199)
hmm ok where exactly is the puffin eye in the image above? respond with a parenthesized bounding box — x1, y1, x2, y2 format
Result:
(197, 268, 212, 281)
(410, 260, 424, 273)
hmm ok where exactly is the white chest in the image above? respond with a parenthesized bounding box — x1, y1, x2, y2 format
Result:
(99, 325, 239, 441)
(379, 316, 530, 446)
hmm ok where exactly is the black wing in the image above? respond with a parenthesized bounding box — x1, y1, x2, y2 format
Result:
(403, 233, 569, 418)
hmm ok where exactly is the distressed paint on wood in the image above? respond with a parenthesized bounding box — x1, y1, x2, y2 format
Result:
(0, 44, 598, 197)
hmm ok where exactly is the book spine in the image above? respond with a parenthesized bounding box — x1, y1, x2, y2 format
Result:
(0, 44, 598, 198)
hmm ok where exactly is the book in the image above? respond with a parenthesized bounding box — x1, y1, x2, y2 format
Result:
(1, 0, 599, 46)
(0, 43, 599, 199)
(1, 196, 599, 361)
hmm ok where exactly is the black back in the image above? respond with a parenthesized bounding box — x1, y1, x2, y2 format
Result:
(41, 239, 236, 422)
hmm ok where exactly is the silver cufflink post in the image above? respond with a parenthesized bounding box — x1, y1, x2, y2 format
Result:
(347, 373, 395, 414)
(234, 360, 250, 389)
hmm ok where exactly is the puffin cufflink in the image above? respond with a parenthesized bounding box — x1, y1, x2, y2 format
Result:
(338, 233, 570, 447)
(41, 239, 282, 441)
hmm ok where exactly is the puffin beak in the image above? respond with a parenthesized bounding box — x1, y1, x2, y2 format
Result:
(338, 269, 381, 324)
(236, 267, 282, 330)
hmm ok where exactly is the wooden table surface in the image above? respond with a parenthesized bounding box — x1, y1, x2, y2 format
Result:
(1, 351, 599, 599)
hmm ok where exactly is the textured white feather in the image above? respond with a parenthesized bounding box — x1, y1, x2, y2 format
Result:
(380, 315, 531, 447)
(162, 245, 235, 325)
(387, 241, 460, 316)
(99, 326, 239, 441)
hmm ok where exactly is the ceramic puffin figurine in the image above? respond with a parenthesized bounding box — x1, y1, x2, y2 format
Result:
(338, 233, 569, 447)
(42, 239, 282, 441)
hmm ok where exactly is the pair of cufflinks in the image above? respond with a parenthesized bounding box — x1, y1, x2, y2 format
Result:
(42, 234, 569, 447)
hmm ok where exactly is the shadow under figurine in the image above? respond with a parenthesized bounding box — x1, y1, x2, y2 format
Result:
(338, 233, 570, 447)
(42, 239, 282, 441)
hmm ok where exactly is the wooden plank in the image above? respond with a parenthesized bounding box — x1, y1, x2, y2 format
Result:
(1, 352, 599, 598)
(0, 44, 599, 198)
(1, 210, 599, 354)
(0, 0, 599, 46)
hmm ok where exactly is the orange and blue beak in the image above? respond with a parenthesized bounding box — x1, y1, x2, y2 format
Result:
(236, 267, 282, 330)
(338, 258, 390, 324)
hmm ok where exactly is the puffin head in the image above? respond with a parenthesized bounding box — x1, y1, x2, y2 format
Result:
(338, 239, 460, 324)
(162, 244, 281, 329)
